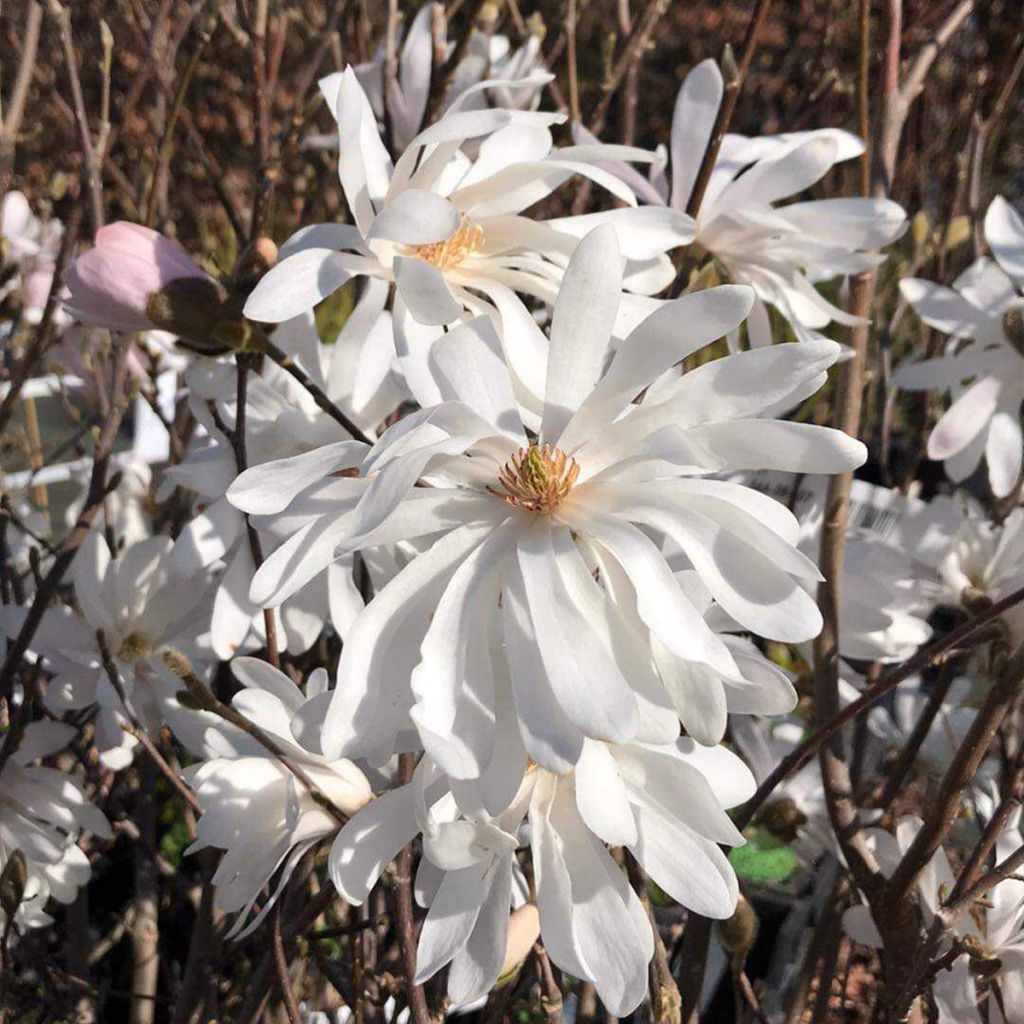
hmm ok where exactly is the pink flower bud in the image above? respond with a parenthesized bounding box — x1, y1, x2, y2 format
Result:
(64, 222, 209, 332)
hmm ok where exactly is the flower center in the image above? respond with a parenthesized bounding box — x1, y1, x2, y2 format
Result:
(411, 216, 485, 271)
(116, 630, 152, 663)
(489, 444, 579, 514)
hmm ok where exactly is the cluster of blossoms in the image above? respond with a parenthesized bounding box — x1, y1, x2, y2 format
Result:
(2, 25, 1023, 1023)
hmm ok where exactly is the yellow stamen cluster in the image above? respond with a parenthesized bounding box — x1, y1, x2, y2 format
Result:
(411, 217, 485, 271)
(489, 444, 579, 514)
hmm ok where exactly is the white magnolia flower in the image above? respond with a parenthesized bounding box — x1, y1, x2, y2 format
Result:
(841, 815, 952, 949)
(165, 302, 399, 658)
(846, 809, 1024, 1023)
(0, 721, 110, 930)
(864, 675, 977, 771)
(896, 196, 1024, 497)
(0, 531, 213, 769)
(342, 3, 546, 152)
(939, 507, 1024, 646)
(330, 738, 754, 1015)
(183, 657, 373, 937)
(230, 228, 864, 781)
(585, 59, 906, 345)
(0, 190, 65, 325)
(730, 715, 832, 863)
(793, 526, 934, 664)
(246, 69, 691, 412)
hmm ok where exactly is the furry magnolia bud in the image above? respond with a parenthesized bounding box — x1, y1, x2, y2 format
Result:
(1004, 306, 1024, 355)
(231, 237, 279, 296)
(0, 850, 27, 921)
(145, 276, 235, 353)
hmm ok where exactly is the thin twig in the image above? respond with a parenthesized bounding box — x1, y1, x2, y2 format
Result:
(50, 0, 104, 234)
(261, 338, 372, 445)
(272, 903, 302, 1024)
(684, 0, 773, 219)
(391, 752, 431, 1024)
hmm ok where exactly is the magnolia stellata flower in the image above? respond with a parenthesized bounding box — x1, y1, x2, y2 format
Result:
(230, 227, 865, 777)
(340, 3, 546, 152)
(165, 303, 399, 657)
(896, 196, 1024, 497)
(182, 657, 373, 937)
(245, 68, 691, 412)
(0, 531, 214, 769)
(844, 812, 1024, 1024)
(0, 190, 64, 324)
(329, 739, 754, 1014)
(793, 527, 933, 663)
(841, 815, 953, 950)
(730, 715, 832, 862)
(0, 721, 110, 930)
(938, 506, 1024, 646)
(584, 59, 906, 346)
(864, 675, 977, 772)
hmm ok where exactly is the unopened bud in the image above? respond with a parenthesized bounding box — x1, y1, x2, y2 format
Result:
(0, 850, 27, 921)
(232, 238, 279, 295)
(718, 894, 758, 973)
(498, 904, 540, 983)
(758, 797, 807, 844)
(146, 276, 230, 353)
(1004, 306, 1024, 355)
(477, 1, 499, 29)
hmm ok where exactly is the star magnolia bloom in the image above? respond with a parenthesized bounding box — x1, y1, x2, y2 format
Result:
(938, 507, 1024, 646)
(165, 301, 399, 658)
(864, 675, 977, 771)
(0, 531, 214, 769)
(245, 68, 692, 412)
(844, 812, 1024, 1024)
(230, 227, 865, 775)
(895, 196, 1024, 497)
(329, 739, 754, 1015)
(794, 528, 933, 663)
(182, 658, 373, 938)
(0, 721, 110, 930)
(586, 59, 906, 345)
(64, 221, 211, 333)
(344, 3, 546, 152)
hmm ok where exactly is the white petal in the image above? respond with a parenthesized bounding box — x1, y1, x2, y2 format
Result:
(987, 407, 1023, 498)
(430, 317, 522, 436)
(502, 571, 586, 773)
(243, 248, 361, 323)
(928, 376, 1002, 459)
(227, 440, 369, 515)
(685, 419, 867, 473)
(329, 786, 419, 905)
(322, 521, 496, 759)
(985, 195, 1024, 285)
(541, 224, 621, 444)
(393, 255, 462, 326)
(670, 59, 723, 211)
(899, 278, 988, 338)
(516, 523, 639, 744)
(369, 189, 460, 245)
(630, 802, 738, 919)
(575, 740, 637, 846)
(558, 285, 754, 453)
(415, 864, 488, 983)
